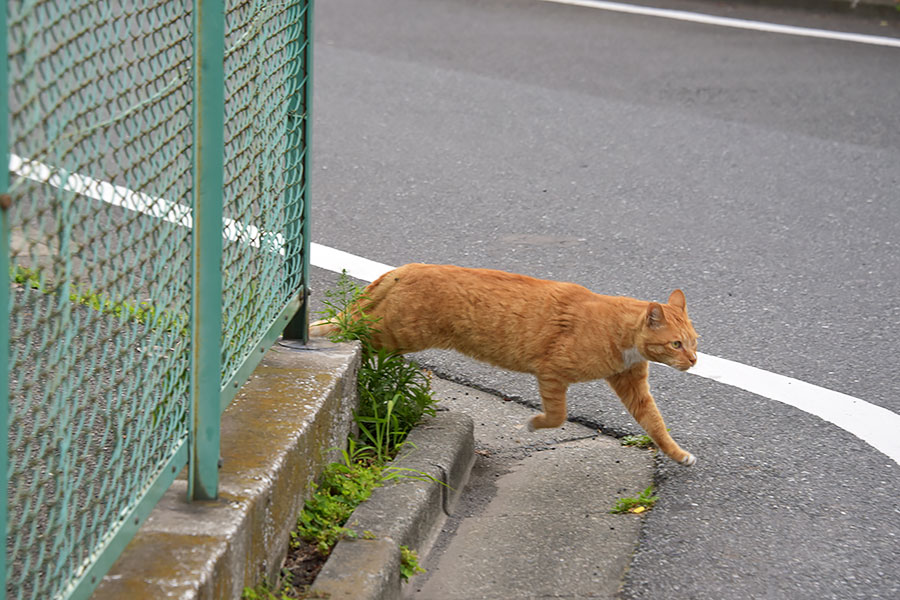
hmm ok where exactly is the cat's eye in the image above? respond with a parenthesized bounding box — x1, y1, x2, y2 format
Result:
(671, 341, 682, 349)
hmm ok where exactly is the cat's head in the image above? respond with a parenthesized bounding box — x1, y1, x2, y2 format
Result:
(637, 289, 698, 371)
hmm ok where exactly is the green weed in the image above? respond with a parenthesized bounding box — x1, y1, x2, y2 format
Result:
(317, 270, 438, 463)
(241, 570, 330, 600)
(291, 438, 440, 559)
(10, 265, 188, 335)
(621, 429, 671, 451)
(12, 265, 42, 289)
(292, 457, 384, 554)
(399, 545, 425, 582)
(610, 485, 659, 514)
(241, 572, 301, 600)
(277, 272, 439, 587)
(620, 434, 654, 449)
(316, 270, 380, 344)
(355, 349, 436, 463)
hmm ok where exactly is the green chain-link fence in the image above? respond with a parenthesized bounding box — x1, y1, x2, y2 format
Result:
(2, 0, 312, 598)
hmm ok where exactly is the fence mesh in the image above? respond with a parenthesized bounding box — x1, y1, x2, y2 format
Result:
(5, 0, 310, 597)
(221, 0, 309, 384)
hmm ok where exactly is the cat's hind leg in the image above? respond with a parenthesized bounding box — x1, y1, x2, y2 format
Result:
(606, 363, 696, 466)
(527, 377, 569, 431)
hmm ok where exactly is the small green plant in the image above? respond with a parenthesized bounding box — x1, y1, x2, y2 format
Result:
(279, 273, 439, 588)
(317, 270, 437, 463)
(317, 270, 381, 344)
(355, 350, 436, 463)
(10, 265, 189, 335)
(610, 485, 659, 514)
(354, 388, 403, 465)
(358, 349, 435, 435)
(293, 457, 384, 554)
(620, 434, 654, 449)
(12, 265, 42, 289)
(241, 571, 301, 600)
(11, 265, 190, 426)
(399, 545, 425, 582)
(621, 430, 670, 450)
(291, 439, 441, 556)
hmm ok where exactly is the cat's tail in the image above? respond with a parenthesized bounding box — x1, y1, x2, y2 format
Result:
(308, 319, 339, 338)
(307, 266, 402, 338)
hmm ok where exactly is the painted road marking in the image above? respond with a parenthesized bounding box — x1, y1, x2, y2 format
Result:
(12, 156, 900, 467)
(309, 242, 393, 283)
(10, 154, 285, 253)
(691, 353, 900, 465)
(540, 0, 900, 48)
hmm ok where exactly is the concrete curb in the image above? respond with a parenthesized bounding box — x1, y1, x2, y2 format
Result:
(310, 410, 476, 600)
(94, 339, 361, 599)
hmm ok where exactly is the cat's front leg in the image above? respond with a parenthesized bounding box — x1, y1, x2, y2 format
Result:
(606, 363, 696, 466)
(526, 377, 570, 431)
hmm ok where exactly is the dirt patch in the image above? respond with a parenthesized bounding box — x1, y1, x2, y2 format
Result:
(282, 540, 330, 593)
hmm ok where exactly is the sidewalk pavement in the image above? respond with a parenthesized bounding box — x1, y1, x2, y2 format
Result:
(407, 379, 655, 600)
(93, 337, 653, 599)
(313, 377, 655, 600)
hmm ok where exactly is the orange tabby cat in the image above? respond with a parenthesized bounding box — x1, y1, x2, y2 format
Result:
(311, 263, 699, 466)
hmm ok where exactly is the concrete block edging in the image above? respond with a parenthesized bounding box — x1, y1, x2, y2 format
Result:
(310, 411, 475, 600)
(94, 340, 362, 599)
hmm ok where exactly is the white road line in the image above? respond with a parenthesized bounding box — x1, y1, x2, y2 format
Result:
(691, 353, 900, 465)
(309, 242, 394, 283)
(539, 0, 900, 48)
(309, 244, 900, 466)
(10, 154, 285, 253)
(13, 155, 900, 466)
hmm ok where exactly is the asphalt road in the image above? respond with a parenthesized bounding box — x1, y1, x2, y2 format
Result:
(308, 0, 900, 597)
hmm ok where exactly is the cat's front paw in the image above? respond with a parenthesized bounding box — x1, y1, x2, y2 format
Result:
(679, 453, 697, 467)
(525, 418, 536, 432)
(513, 420, 536, 432)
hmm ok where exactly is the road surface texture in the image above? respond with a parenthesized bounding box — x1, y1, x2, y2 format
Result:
(307, 1, 900, 598)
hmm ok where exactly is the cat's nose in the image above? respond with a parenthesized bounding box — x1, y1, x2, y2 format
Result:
(688, 354, 697, 365)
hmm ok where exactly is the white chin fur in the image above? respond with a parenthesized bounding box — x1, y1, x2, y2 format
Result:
(680, 453, 697, 466)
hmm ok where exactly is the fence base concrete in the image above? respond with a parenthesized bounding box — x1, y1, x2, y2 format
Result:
(93, 339, 361, 599)
(310, 410, 475, 600)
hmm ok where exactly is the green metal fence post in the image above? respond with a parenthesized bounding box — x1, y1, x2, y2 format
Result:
(189, 0, 225, 501)
(1, 0, 9, 589)
(283, 0, 314, 343)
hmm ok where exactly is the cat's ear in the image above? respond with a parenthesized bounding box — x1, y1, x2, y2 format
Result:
(667, 289, 686, 310)
(647, 303, 666, 329)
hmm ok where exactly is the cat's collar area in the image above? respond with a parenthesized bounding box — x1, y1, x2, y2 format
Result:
(621, 347, 644, 369)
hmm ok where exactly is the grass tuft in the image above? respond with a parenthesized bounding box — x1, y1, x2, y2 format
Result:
(610, 485, 659, 514)
(620, 434, 654, 449)
(245, 271, 439, 598)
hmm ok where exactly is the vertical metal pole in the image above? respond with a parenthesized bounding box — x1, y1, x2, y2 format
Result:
(0, 0, 9, 586)
(189, 0, 225, 501)
(299, 0, 314, 344)
(283, 0, 313, 343)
